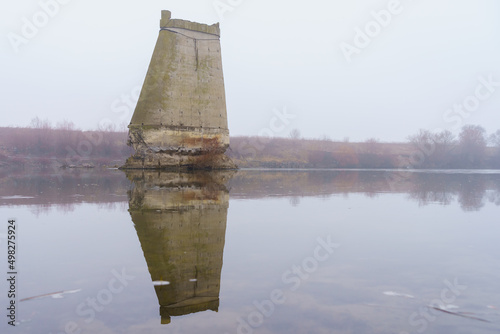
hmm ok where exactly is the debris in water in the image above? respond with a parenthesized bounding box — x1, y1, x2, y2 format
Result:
(153, 281, 170, 286)
(430, 306, 491, 323)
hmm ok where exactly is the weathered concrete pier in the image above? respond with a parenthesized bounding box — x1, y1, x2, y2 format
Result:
(122, 10, 236, 170)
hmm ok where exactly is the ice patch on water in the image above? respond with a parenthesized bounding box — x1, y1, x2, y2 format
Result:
(50, 289, 81, 299)
(22, 289, 82, 302)
(383, 291, 415, 299)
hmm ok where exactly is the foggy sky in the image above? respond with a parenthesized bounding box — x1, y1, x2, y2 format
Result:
(1, 0, 500, 142)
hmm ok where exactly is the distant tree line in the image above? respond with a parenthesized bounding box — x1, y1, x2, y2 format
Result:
(407, 125, 500, 169)
(0, 119, 499, 169)
(229, 125, 500, 169)
(0, 118, 131, 168)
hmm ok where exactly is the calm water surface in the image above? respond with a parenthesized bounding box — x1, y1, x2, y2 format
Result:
(1, 169, 500, 334)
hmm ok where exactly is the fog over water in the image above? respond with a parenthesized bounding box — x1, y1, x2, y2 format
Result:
(1, 0, 500, 141)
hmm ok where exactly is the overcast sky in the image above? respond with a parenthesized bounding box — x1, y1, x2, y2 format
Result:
(1, 0, 500, 142)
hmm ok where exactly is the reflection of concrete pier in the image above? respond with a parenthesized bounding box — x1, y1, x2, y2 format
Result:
(126, 171, 233, 324)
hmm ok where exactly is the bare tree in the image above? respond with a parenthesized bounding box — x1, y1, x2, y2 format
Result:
(29, 117, 53, 154)
(408, 129, 436, 168)
(433, 130, 456, 168)
(434, 130, 456, 147)
(408, 129, 433, 149)
(489, 130, 500, 147)
(319, 134, 332, 142)
(56, 119, 76, 131)
(30, 116, 52, 129)
(289, 128, 301, 140)
(458, 125, 487, 167)
(408, 129, 456, 168)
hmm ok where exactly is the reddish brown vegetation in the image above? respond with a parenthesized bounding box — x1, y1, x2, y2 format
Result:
(1, 123, 499, 169)
(228, 136, 402, 169)
(0, 126, 132, 168)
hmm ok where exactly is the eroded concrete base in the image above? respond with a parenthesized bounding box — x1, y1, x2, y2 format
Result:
(121, 125, 237, 170)
(122, 152, 237, 170)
